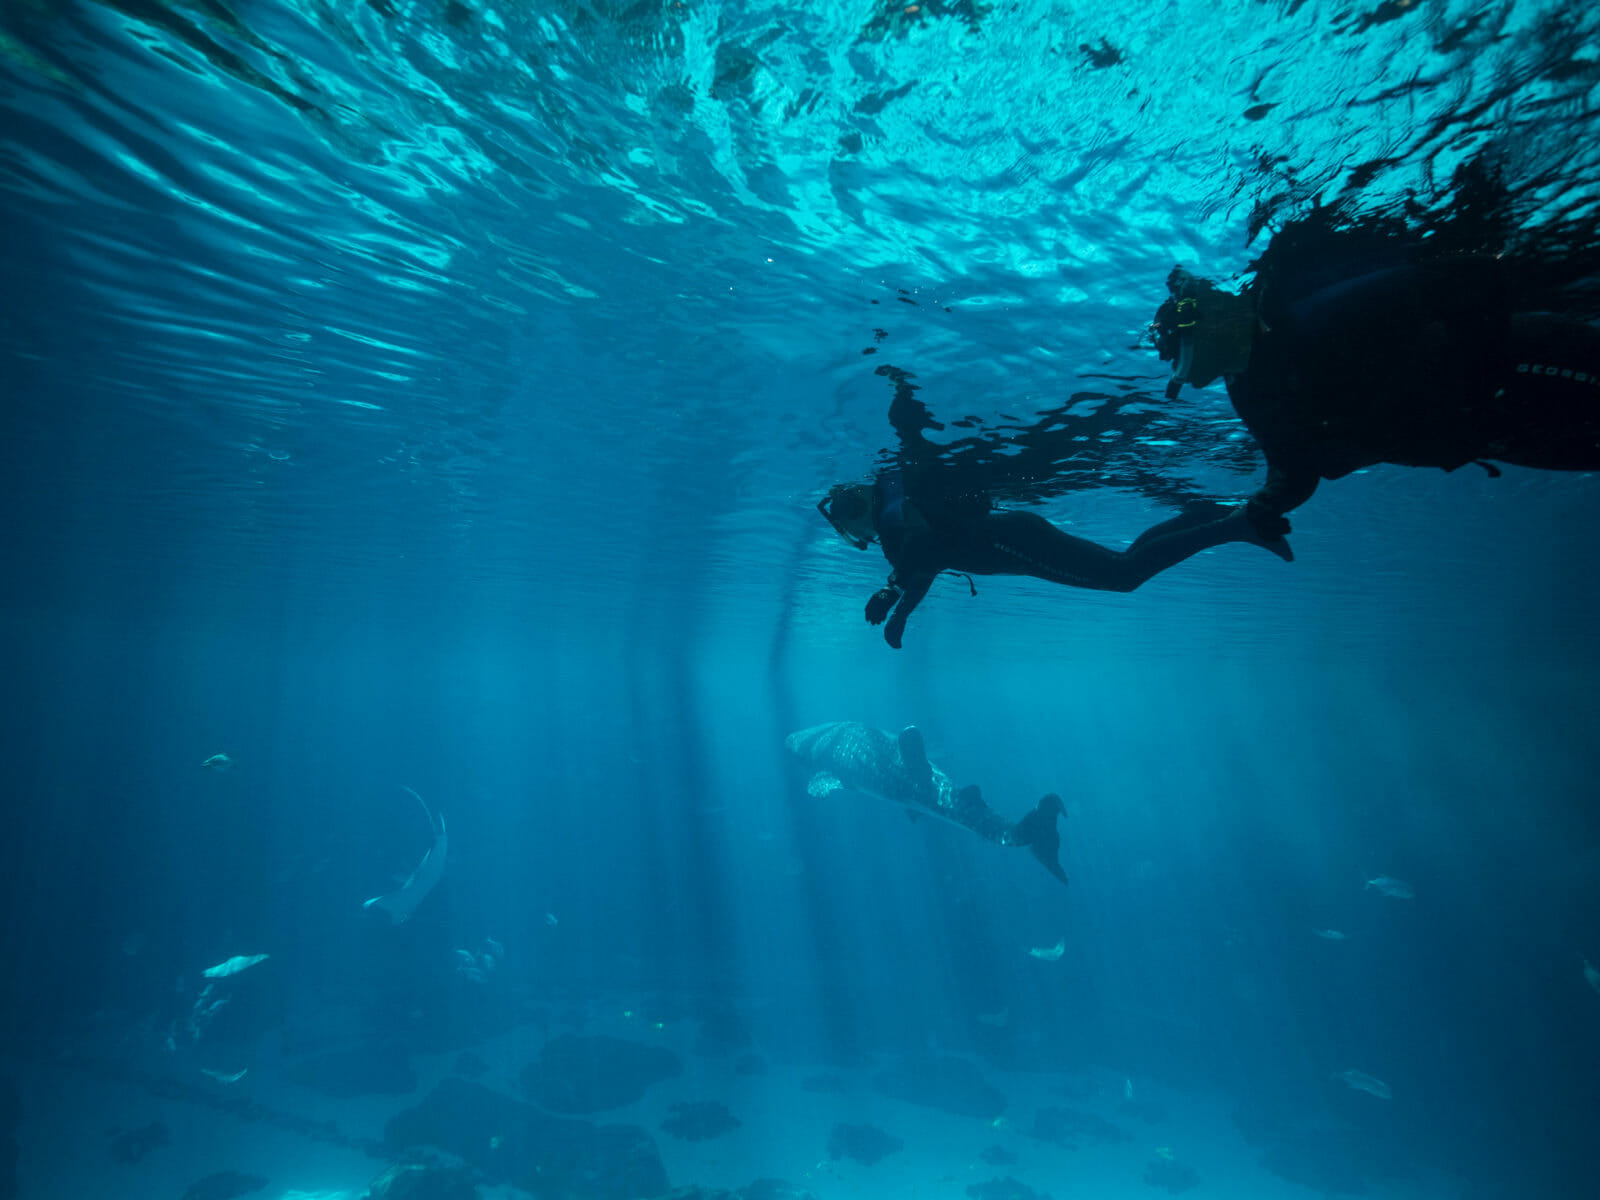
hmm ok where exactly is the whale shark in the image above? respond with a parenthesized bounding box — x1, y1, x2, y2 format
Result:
(364, 787, 447, 924)
(784, 721, 1068, 886)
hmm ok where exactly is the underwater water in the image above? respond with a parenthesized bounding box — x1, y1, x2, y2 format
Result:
(4, 1, 1600, 1198)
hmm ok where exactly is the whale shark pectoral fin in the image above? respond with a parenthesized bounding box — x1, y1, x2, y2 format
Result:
(897, 727, 931, 787)
(807, 772, 844, 799)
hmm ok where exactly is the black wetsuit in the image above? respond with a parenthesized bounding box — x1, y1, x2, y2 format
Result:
(1230, 255, 1600, 522)
(866, 466, 1279, 648)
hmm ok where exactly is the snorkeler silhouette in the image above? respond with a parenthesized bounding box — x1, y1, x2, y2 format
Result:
(818, 367, 1292, 649)
(1151, 168, 1600, 534)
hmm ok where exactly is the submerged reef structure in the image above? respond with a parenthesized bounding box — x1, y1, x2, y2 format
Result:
(661, 1100, 741, 1142)
(1029, 1106, 1131, 1148)
(107, 1121, 170, 1164)
(966, 1180, 1053, 1200)
(1142, 1154, 1201, 1195)
(872, 1052, 1007, 1120)
(363, 1158, 480, 1200)
(180, 1171, 269, 1200)
(520, 1034, 683, 1114)
(658, 1182, 815, 1200)
(386, 1077, 667, 1200)
(826, 1122, 903, 1166)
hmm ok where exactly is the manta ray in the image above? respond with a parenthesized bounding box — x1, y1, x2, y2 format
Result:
(364, 787, 447, 924)
(785, 721, 1068, 886)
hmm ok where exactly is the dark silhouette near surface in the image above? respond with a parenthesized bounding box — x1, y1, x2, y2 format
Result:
(1154, 160, 1600, 532)
(819, 367, 1290, 648)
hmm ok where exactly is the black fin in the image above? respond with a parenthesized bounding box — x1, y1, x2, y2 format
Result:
(897, 727, 931, 786)
(1014, 794, 1068, 886)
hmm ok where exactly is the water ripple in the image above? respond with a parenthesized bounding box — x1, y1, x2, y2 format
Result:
(3, 0, 1598, 624)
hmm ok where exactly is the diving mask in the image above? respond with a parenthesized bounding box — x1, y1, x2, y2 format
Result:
(818, 483, 876, 550)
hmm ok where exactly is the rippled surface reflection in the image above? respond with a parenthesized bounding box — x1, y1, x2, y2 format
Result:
(3, 1, 1599, 644)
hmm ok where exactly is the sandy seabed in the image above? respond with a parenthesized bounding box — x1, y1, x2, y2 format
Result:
(13, 1017, 1460, 1200)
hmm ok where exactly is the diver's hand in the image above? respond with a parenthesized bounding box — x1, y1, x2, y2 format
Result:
(884, 606, 909, 650)
(865, 587, 900, 626)
(1245, 497, 1292, 538)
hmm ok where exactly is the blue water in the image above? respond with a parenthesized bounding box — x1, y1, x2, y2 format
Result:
(4, 2, 1600, 1198)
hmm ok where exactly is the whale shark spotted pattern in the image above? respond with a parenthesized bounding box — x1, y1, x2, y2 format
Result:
(785, 721, 1068, 886)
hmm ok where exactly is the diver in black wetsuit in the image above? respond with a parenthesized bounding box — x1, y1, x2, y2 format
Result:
(818, 364, 1294, 649)
(1152, 240, 1600, 534)
(819, 468, 1291, 649)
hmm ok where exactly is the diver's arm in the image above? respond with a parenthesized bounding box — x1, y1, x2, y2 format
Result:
(865, 566, 932, 644)
(1247, 460, 1318, 534)
(882, 572, 934, 650)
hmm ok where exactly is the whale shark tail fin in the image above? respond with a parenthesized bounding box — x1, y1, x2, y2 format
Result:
(1009, 793, 1069, 887)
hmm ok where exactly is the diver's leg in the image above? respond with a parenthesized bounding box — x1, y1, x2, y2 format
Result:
(1490, 316, 1600, 470)
(1117, 508, 1293, 586)
(1127, 501, 1237, 551)
(975, 508, 1289, 594)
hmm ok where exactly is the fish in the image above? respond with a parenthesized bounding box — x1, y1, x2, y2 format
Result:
(1028, 941, 1065, 961)
(1584, 957, 1600, 996)
(785, 722, 1068, 885)
(1314, 929, 1348, 940)
(1363, 876, 1414, 899)
(976, 1008, 1009, 1028)
(200, 1067, 248, 1084)
(1333, 1068, 1392, 1100)
(183, 984, 229, 1044)
(201, 953, 269, 979)
(200, 753, 233, 772)
(363, 787, 447, 924)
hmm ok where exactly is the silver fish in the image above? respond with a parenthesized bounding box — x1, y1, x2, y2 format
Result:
(1028, 940, 1065, 961)
(1364, 876, 1414, 899)
(202, 953, 269, 979)
(1334, 1068, 1392, 1100)
(1314, 929, 1348, 940)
